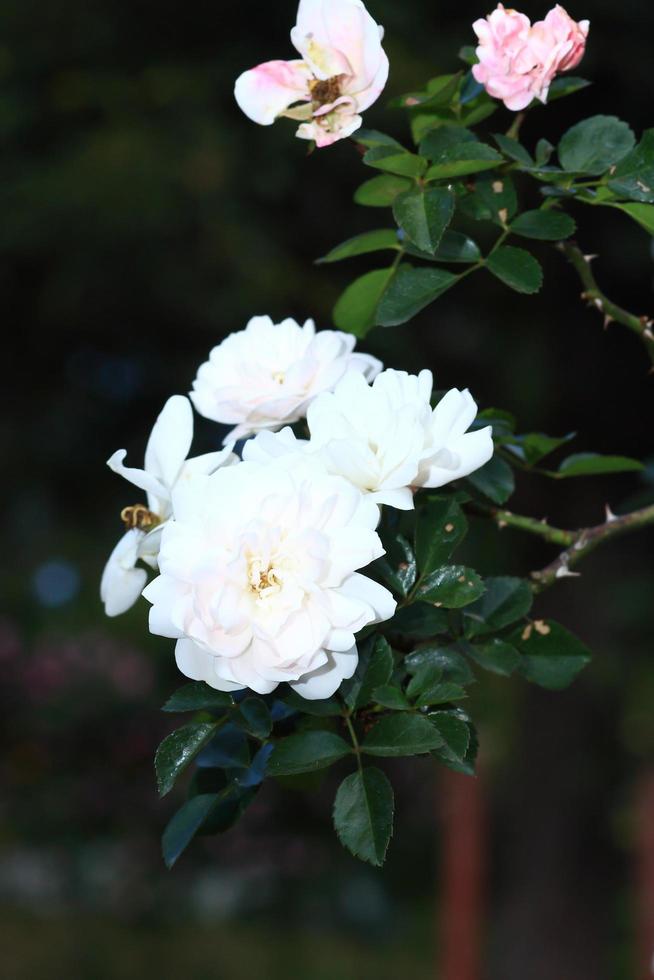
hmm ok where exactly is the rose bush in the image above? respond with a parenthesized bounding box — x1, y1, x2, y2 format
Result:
(103, 0, 654, 868)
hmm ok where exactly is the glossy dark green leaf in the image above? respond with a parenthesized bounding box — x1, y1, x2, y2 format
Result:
(511, 209, 576, 241)
(389, 602, 450, 639)
(333, 767, 394, 867)
(362, 713, 444, 757)
(405, 644, 475, 685)
(268, 731, 352, 776)
(486, 246, 543, 294)
(162, 786, 257, 868)
(417, 565, 485, 609)
(535, 139, 555, 167)
(424, 142, 502, 181)
(376, 265, 458, 326)
(406, 662, 442, 699)
(364, 145, 428, 178)
(429, 711, 471, 764)
(476, 407, 517, 439)
(407, 663, 467, 706)
(374, 533, 417, 598)
(161, 683, 234, 714)
(558, 115, 635, 175)
(464, 638, 522, 676)
(512, 621, 591, 690)
(557, 453, 643, 477)
(333, 267, 395, 337)
(607, 130, 654, 202)
(234, 697, 272, 740)
(354, 174, 413, 207)
(415, 495, 468, 575)
(195, 725, 250, 770)
(432, 230, 481, 263)
(493, 133, 534, 167)
(282, 690, 342, 717)
(464, 455, 515, 504)
(418, 125, 478, 158)
(342, 635, 394, 710)
(317, 229, 400, 263)
(463, 576, 533, 637)
(372, 684, 411, 710)
(393, 186, 454, 254)
(506, 431, 576, 466)
(390, 73, 461, 110)
(354, 129, 403, 149)
(458, 45, 478, 66)
(155, 722, 218, 797)
(473, 175, 518, 222)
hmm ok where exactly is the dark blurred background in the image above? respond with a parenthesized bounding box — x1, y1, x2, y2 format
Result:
(2, 0, 653, 977)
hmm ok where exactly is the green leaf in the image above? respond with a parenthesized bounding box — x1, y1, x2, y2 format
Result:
(424, 142, 502, 181)
(268, 731, 352, 776)
(493, 134, 534, 167)
(333, 267, 395, 337)
(362, 714, 444, 757)
(372, 684, 411, 710)
(317, 229, 400, 263)
(374, 533, 417, 598)
(511, 210, 576, 241)
(364, 145, 428, 178)
(486, 246, 543, 294)
(354, 174, 413, 207)
(429, 712, 471, 765)
(405, 644, 475, 685)
(463, 576, 533, 637)
(355, 129, 403, 149)
(162, 786, 256, 868)
(612, 202, 654, 235)
(393, 186, 454, 254)
(535, 139, 555, 167)
(546, 76, 591, 102)
(458, 45, 478, 67)
(512, 621, 591, 690)
(389, 602, 450, 639)
(376, 265, 458, 326)
(432, 230, 481, 263)
(608, 130, 654, 202)
(282, 690, 342, 717)
(417, 565, 485, 609)
(342, 635, 394, 710)
(558, 115, 635, 175)
(333, 768, 394, 867)
(557, 453, 643, 477)
(418, 125, 478, 158)
(464, 455, 515, 504)
(506, 431, 576, 466)
(234, 698, 272, 740)
(471, 175, 518, 222)
(155, 722, 218, 797)
(464, 638, 522, 676)
(162, 683, 234, 714)
(390, 73, 461, 110)
(415, 495, 468, 576)
(407, 664, 467, 707)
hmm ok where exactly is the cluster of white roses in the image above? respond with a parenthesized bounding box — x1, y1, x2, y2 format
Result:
(102, 316, 493, 700)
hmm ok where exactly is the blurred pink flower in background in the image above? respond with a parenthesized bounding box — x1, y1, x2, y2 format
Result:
(472, 3, 589, 111)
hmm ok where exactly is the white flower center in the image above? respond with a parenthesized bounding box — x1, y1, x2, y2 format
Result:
(272, 371, 286, 385)
(247, 557, 283, 599)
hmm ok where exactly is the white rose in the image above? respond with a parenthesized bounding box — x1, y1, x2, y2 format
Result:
(143, 455, 396, 700)
(101, 395, 236, 617)
(306, 369, 495, 509)
(234, 0, 389, 148)
(189, 315, 382, 443)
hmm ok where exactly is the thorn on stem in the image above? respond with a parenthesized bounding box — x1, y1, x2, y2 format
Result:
(605, 504, 619, 524)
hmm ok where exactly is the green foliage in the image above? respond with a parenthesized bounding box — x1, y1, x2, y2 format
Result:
(333, 268, 395, 337)
(317, 230, 399, 263)
(342, 636, 394, 711)
(558, 115, 635, 175)
(393, 187, 454, 254)
(333, 768, 394, 867)
(486, 246, 543, 294)
(556, 453, 643, 477)
(362, 714, 444, 757)
(376, 265, 458, 325)
(608, 130, 654, 202)
(513, 622, 592, 690)
(268, 731, 352, 776)
(511, 210, 576, 241)
(155, 722, 218, 797)
(464, 456, 515, 504)
(161, 683, 233, 714)
(416, 565, 485, 609)
(354, 174, 413, 207)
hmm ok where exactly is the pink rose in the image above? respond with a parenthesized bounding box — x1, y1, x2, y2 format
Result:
(234, 0, 389, 148)
(472, 4, 589, 112)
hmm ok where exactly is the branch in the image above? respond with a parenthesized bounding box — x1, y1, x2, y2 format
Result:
(478, 506, 575, 547)
(558, 241, 654, 368)
(530, 503, 654, 592)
